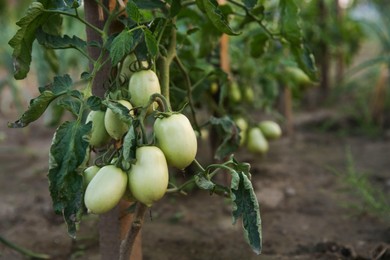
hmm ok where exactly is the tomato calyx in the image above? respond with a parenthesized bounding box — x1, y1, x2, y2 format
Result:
(128, 59, 153, 73)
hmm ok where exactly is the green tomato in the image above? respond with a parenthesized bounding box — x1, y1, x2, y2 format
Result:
(118, 54, 137, 83)
(86, 110, 111, 147)
(83, 165, 100, 188)
(128, 146, 169, 207)
(244, 87, 254, 103)
(235, 117, 248, 146)
(247, 128, 269, 154)
(285, 66, 311, 85)
(128, 70, 161, 112)
(258, 120, 282, 140)
(104, 100, 133, 140)
(229, 81, 242, 103)
(84, 165, 128, 214)
(154, 113, 197, 169)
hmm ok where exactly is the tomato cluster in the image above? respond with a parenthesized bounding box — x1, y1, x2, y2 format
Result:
(235, 118, 282, 155)
(82, 66, 198, 213)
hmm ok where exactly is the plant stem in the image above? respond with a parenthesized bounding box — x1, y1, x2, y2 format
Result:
(157, 20, 177, 105)
(173, 56, 200, 132)
(193, 159, 205, 171)
(227, 0, 279, 39)
(119, 203, 148, 260)
(0, 236, 50, 259)
(44, 9, 104, 36)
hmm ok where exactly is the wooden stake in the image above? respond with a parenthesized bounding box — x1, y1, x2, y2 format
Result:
(84, 1, 142, 259)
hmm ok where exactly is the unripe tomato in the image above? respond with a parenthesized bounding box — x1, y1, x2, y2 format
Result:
(118, 54, 137, 83)
(83, 165, 100, 188)
(258, 120, 282, 140)
(84, 165, 128, 214)
(86, 111, 111, 147)
(244, 87, 254, 103)
(235, 117, 248, 146)
(285, 66, 311, 85)
(210, 82, 219, 95)
(229, 81, 242, 103)
(104, 100, 133, 140)
(128, 146, 169, 207)
(154, 113, 197, 169)
(247, 128, 269, 154)
(128, 70, 161, 112)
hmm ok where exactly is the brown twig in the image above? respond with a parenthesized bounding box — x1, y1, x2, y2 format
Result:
(119, 203, 148, 260)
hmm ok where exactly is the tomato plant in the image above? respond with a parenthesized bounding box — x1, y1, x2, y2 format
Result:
(6, 0, 317, 258)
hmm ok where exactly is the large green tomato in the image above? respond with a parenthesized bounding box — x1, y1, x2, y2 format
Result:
(128, 69, 161, 112)
(84, 165, 128, 214)
(128, 146, 169, 207)
(258, 120, 282, 140)
(104, 100, 133, 140)
(247, 128, 269, 154)
(154, 113, 197, 169)
(86, 110, 111, 147)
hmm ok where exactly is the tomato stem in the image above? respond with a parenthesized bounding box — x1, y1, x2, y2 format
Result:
(173, 56, 200, 132)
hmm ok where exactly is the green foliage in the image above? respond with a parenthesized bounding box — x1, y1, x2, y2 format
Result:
(48, 121, 90, 238)
(8, 2, 48, 79)
(8, 75, 75, 128)
(194, 157, 262, 254)
(231, 170, 262, 254)
(209, 116, 240, 160)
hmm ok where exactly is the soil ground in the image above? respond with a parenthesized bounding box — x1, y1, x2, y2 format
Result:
(0, 110, 389, 260)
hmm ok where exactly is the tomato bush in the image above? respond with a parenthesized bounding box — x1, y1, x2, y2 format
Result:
(6, 0, 319, 257)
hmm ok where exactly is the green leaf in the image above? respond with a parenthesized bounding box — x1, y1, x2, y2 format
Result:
(8, 91, 56, 128)
(230, 169, 262, 254)
(58, 97, 81, 117)
(250, 30, 269, 58)
(36, 28, 87, 52)
(242, 0, 257, 9)
(194, 172, 216, 190)
(48, 121, 90, 238)
(280, 0, 301, 45)
(8, 2, 48, 79)
(8, 75, 74, 128)
(87, 96, 102, 111)
(52, 74, 73, 94)
(122, 123, 137, 163)
(126, 1, 142, 23)
(195, 0, 205, 12)
(291, 44, 317, 81)
(209, 116, 240, 160)
(170, 0, 182, 17)
(133, 0, 165, 9)
(144, 29, 158, 58)
(109, 31, 134, 65)
(202, 0, 240, 36)
(104, 100, 133, 124)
